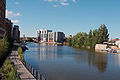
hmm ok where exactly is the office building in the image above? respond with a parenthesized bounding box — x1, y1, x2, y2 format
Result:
(5, 18, 13, 38)
(48, 32, 65, 43)
(37, 29, 52, 42)
(13, 25, 20, 41)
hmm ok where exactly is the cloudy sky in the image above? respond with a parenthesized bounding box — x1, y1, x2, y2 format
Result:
(6, 0, 120, 38)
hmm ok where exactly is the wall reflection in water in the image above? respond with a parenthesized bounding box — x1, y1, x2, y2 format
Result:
(115, 54, 120, 67)
(36, 43, 62, 60)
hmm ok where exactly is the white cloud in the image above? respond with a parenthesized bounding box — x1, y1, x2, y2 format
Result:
(72, 0, 76, 3)
(11, 20, 20, 23)
(6, 10, 20, 17)
(53, 4, 59, 7)
(14, 2, 19, 5)
(44, 0, 58, 2)
(43, 0, 76, 6)
(60, 2, 69, 5)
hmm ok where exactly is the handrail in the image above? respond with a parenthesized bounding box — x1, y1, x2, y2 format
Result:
(22, 59, 47, 80)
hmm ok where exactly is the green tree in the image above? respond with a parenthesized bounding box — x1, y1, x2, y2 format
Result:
(66, 24, 109, 49)
(88, 29, 93, 48)
(67, 38, 72, 46)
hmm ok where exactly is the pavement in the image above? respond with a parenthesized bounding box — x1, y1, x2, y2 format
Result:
(9, 51, 36, 80)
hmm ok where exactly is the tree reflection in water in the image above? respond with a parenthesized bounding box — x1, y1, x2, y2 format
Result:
(74, 48, 107, 73)
(93, 53, 107, 73)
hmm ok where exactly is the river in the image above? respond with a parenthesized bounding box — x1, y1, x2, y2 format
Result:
(24, 43, 120, 80)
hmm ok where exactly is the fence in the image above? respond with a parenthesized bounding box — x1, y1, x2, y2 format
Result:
(22, 60, 47, 80)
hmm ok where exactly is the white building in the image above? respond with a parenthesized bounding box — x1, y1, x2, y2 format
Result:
(48, 32, 65, 43)
(115, 40, 120, 48)
(37, 29, 52, 42)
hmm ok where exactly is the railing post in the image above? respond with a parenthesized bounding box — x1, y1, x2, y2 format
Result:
(22, 60, 47, 80)
(34, 69, 36, 78)
(36, 71, 38, 79)
(38, 72, 40, 80)
(32, 67, 34, 74)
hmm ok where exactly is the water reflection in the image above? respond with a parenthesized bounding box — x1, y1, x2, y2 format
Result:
(36, 43, 62, 60)
(36, 43, 108, 73)
(73, 49, 107, 73)
(93, 53, 107, 73)
(115, 54, 120, 67)
(24, 43, 120, 80)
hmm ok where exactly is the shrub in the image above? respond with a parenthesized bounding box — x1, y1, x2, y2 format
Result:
(1, 59, 19, 80)
(18, 47, 23, 55)
(18, 47, 24, 61)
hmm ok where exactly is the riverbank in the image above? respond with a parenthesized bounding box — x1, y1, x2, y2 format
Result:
(95, 44, 120, 53)
(9, 51, 36, 80)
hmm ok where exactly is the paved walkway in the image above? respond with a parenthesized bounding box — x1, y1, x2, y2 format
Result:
(9, 51, 36, 80)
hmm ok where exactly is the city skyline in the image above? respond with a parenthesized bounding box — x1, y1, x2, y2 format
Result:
(6, 0, 120, 38)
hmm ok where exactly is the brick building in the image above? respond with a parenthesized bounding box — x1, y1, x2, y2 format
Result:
(13, 25, 20, 41)
(0, 0, 6, 38)
(5, 18, 13, 38)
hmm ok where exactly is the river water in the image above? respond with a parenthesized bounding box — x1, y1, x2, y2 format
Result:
(24, 43, 120, 80)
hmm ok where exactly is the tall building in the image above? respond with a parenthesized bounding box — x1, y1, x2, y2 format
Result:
(5, 18, 13, 38)
(0, 0, 6, 38)
(48, 32, 65, 43)
(37, 29, 52, 42)
(13, 25, 20, 41)
(23, 34, 26, 41)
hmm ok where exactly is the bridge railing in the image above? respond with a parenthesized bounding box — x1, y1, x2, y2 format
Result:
(22, 59, 47, 80)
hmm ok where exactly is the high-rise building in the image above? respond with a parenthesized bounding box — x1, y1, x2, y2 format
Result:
(0, 0, 6, 38)
(5, 18, 13, 38)
(48, 32, 65, 43)
(23, 34, 26, 40)
(48, 32, 56, 42)
(13, 25, 20, 41)
(37, 29, 52, 42)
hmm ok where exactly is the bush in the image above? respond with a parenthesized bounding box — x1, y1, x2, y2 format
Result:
(19, 54, 24, 61)
(18, 47, 24, 61)
(0, 36, 12, 67)
(18, 47, 23, 55)
(1, 59, 19, 80)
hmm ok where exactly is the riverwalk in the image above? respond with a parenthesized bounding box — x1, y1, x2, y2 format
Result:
(9, 51, 36, 80)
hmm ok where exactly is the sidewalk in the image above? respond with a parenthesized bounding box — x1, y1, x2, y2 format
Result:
(9, 51, 36, 80)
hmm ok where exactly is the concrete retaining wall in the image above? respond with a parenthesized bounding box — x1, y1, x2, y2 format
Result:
(95, 44, 107, 51)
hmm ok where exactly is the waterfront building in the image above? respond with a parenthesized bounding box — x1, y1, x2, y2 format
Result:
(23, 34, 26, 41)
(5, 18, 13, 38)
(48, 32, 56, 42)
(0, 0, 6, 38)
(48, 32, 65, 43)
(13, 25, 20, 41)
(36, 29, 52, 42)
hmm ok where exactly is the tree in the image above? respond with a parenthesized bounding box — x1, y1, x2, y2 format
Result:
(67, 38, 72, 46)
(66, 24, 109, 49)
(89, 29, 93, 48)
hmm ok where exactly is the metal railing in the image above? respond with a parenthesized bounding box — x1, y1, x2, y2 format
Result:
(22, 60, 47, 80)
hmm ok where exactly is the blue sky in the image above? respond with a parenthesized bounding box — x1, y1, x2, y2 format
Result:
(6, 0, 120, 39)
